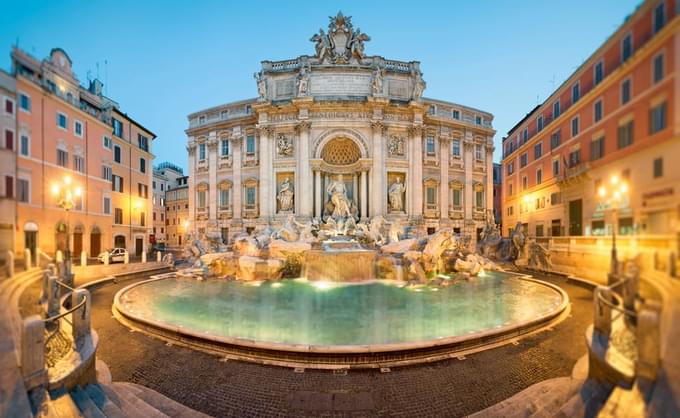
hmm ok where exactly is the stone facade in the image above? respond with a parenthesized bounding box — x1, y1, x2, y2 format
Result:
(186, 13, 495, 245)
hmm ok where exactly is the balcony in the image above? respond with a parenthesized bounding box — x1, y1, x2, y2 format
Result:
(448, 206, 464, 220)
(558, 162, 590, 185)
(217, 205, 233, 219)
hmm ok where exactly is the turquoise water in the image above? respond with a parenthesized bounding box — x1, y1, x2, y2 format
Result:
(119, 272, 563, 346)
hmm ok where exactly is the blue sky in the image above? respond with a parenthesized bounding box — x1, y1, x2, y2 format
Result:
(1, 0, 641, 169)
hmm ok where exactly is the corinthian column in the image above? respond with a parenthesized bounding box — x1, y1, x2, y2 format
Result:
(410, 126, 423, 218)
(360, 169, 368, 219)
(296, 122, 312, 218)
(258, 127, 272, 219)
(314, 170, 321, 218)
(207, 133, 218, 221)
(187, 141, 196, 222)
(232, 135, 242, 220)
(370, 122, 385, 216)
(440, 136, 450, 220)
(464, 135, 474, 221)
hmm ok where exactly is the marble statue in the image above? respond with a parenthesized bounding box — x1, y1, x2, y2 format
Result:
(510, 221, 527, 263)
(310, 29, 332, 62)
(388, 178, 406, 212)
(349, 28, 370, 60)
(277, 177, 294, 212)
(326, 174, 352, 218)
(296, 66, 310, 96)
(276, 133, 293, 157)
(254, 72, 267, 100)
(412, 69, 426, 101)
(388, 135, 405, 157)
(311, 12, 371, 64)
(372, 66, 383, 95)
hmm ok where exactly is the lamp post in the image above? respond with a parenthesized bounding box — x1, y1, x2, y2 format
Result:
(597, 175, 629, 277)
(51, 175, 82, 284)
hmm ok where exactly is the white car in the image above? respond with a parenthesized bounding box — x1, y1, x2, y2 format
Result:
(98, 248, 128, 264)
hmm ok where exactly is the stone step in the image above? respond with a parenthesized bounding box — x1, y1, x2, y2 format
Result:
(70, 386, 107, 418)
(44, 392, 84, 418)
(99, 383, 169, 418)
(115, 382, 210, 418)
(83, 384, 127, 418)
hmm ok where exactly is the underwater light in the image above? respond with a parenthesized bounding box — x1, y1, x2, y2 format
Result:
(312, 281, 336, 291)
(478, 269, 486, 277)
(271, 282, 283, 288)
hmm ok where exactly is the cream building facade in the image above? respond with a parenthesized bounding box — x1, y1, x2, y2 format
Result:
(186, 13, 495, 245)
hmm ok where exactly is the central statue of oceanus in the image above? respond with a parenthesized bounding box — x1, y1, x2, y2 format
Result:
(326, 174, 352, 218)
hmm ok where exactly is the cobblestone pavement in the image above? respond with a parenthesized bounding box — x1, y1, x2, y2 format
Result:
(90, 274, 593, 418)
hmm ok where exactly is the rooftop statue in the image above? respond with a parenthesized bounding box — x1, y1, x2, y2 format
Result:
(311, 12, 370, 64)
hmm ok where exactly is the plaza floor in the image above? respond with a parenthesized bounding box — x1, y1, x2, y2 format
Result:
(87, 272, 593, 417)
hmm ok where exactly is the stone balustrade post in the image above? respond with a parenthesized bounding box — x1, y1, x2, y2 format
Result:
(71, 289, 91, 347)
(6, 250, 14, 278)
(80, 251, 87, 267)
(156, 251, 161, 262)
(637, 300, 662, 381)
(593, 287, 611, 336)
(47, 276, 60, 318)
(21, 315, 46, 389)
(24, 248, 31, 270)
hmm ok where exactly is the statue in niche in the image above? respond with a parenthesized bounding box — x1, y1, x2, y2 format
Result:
(412, 68, 426, 101)
(372, 66, 384, 95)
(277, 177, 294, 212)
(296, 65, 310, 96)
(254, 72, 267, 100)
(388, 135, 405, 157)
(388, 177, 406, 212)
(276, 133, 293, 157)
(326, 174, 352, 218)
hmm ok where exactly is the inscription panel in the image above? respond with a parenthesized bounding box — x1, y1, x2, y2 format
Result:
(310, 74, 371, 96)
(388, 79, 409, 99)
(275, 79, 295, 98)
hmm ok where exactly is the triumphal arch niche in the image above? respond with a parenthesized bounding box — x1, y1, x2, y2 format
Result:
(186, 12, 496, 242)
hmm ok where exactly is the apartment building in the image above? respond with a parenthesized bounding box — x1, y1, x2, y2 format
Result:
(165, 175, 189, 247)
(502, 0, 680, 239)
(152, 162, 184, 246)
(11, 47, 156, 259)
(0, 70, 16, 266)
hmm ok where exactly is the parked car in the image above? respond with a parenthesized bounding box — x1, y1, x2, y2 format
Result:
(98, 248, 128, 264)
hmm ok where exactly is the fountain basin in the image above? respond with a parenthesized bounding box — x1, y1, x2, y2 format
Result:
(303, 248, 377, 282)
(114, 271, 568, 367)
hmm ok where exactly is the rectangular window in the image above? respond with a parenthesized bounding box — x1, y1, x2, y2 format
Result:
(74, 155, 85, 173)
(552, 159, 560, 176)
(57, 149, 68, 167)
(246, 135, 256, 154)
(112, 175, 124, 192)
(537, 115, 544, 132)
(103, 136, 112, 149)
(653, 53, 664, 83)
(618, 120, 634, 148)
(522, 176, 528, 190)
(140, 158, 146, 173)
(220, 188, 229, 207)
(104, 197, 111, 214)
(550, 130, 561, 150)
(475, 144, 484, 160)
(17, 179, 29, 203)
(4, 129, 13, 150)
(520, 153, 528, 168)
(112, 118, 123, 137)
(621, 79, 631, 104)
(475, 190, 483, 208)
(536, 168, 542, 185)
(551, 193, 561, 205)
(138, 134, 149, 152)
(507, 162, 514, 175)
(221, 139, 229, 156)
(199, 143, 206, 160)
(102, 166, 112, 181)
(569, 149, 581, 167)
(452, 139, 461, 157)
(246, 187, 256, 205)
(553, 100, 560, 118)
(594, 100, 603, 122)
(4, 98, 13, 115)
(653, 157, 663, 178)
(475, 116, 482, 125)
(426, 187, 436, 205)
(20, 134, 29, 156)
(452, 110, 460, 120)
(114, 145, 121, 163)
(622, 33, 633, 62)
(522, 128, 528, 143)
(57, 112, 67, 130)
(19, 94, 31, 112)
(426, 136, 436, 155)
(140, 212, 146, 227)
(4, 176, 12, 198)
(571, 116, 580, 137)
(534, 142, 542, 159)
(594, 61, 604, 85)
(572, 82, 580, 103)
(453, 189, 462, 207)
(591, 136, 605, 160)
(197, 190, 206, 208)
(138, 183, 148, 198)
(654, 2, 665, 33)
(507, 183, 513, 196)
(649, 101, 667, 134)
(114, 208, 123, 224)
(74, 120, 83, 137)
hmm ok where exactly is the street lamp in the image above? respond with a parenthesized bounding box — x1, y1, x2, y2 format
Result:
(597, 175, 629, 276)
(52, 175, 82, 283)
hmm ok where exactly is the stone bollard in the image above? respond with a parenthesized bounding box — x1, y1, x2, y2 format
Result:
(637, 300, 662, 381)
(81, 251, 87, 267)
(56, 250, 63, 263)
(593, 287, 612, 336)
(156, 251, 161, 263)
(40, 270, 50, 304)
(103, 251, 109, 266)
(21, 315, 46, 389)
(71, 289, 91, 347)
(141, 251, 147, 263)
(47, 276, 60, 318)
(24, 248, 32, 270)
(123, 251, 129, 264)
(6, 250, 14, 278)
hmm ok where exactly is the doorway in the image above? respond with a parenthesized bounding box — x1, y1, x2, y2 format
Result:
(90, 232, 101, 257)
(24, 230, 37, 264)
(569, 199, 583, 236)
(135, 238, 143, 257)
(73, 232, 83, 257)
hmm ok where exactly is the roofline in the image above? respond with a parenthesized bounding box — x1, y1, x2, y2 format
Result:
(187, 98, 258, 119)
(112, 107, 157, 139)
(422, 97, 494, 119)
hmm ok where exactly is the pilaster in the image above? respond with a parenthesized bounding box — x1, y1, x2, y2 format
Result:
(232, 135, 243, 220)
(187, 141, 196, 223)
(258, 126, 273, 219)
(370, 121, 385, 216)
(440, 136, 450, 220)
(207, 132, 218, 221)
(464, 135, 474, 222)
(296, 121, 312, 217)
(409, 126, 423, 218)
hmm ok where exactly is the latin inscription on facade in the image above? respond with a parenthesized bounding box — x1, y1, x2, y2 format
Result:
(388, 79, 408, 99)
(310, 74, 371, 96)
(276, 79, 295, 97)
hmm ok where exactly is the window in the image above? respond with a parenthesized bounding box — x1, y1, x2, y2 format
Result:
(246, 135, 256, 154)
(536, 168, 542, 185)
(534, 142, 542, 159)
(522, 128, 528, 143)
(103, 136, 112, 149)
(4, 176, 12, 198)
(140, 158, 146, 173)
(622, 33, 633, 62)
(550, 130, 561, 150)
(112, 118, 123, 137)
(4, 129, 13, 150)
(138, 183, 148, 198)
(4, 98, 14, 115)
(649, 101, 667, 134)
(74, 120, 83, 137)
(507, 162, 514, 175)
(520, 153, 528, 168)
(197, 190, 207, 208)
(537, 115, 544, 132)
(20, 134, 29, 156)
(161, 184, 164, 191)
(199, 143, 206, 160)
(475, 116, 482, 125)
(246, 187, 256, 206)
(475, 189, 484, 208)
(571, 116, 580, 137)
(591, 136, 605, 160)
(19, 93, 30, 112)
(453, 189, 462, 207)
(138, 134, 149, 152)
(74, 155, 85, 173)
(522, 176, 528, 190)
(594, 100, 603, 123)
(594, 61, 604, 85)
(57, 149, 68, 167)
(552, 159, 560, 176)
(452, 139, 461, 157)
(114, 145, 121, 163)
(452, 110, 460, 120)
(112, 175, 124, 192)
(653, 53, 664, 83)
(17, 179, 29, 203)
(653, 158, 663, 178)
(618, 120, 634, 148)
(74, 194, 83, 211)
(507, 206, 513, 216)
(475, 144, 484, 161)
(57, 112, 67, 130)
(507, 183, 513, 196)
(653, 2, 665, 33)
(102, 166, 112, 181)
(569, 149, 581, 167)
(103, 197, 111, 214)
(553, 100, 560, 118)
(114, 208, 123, 224)
(550, 193, 561, 205)
(140, 212, 146, 227)
(621, 79, 631, 105)
(199, 115, 206, 124)
(426, 187, 436, 205)
(572, 82, 580, 103)
(221, 139, 229, 156)
(219, 188, 229, 207)
(426, 136, 435, 155)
